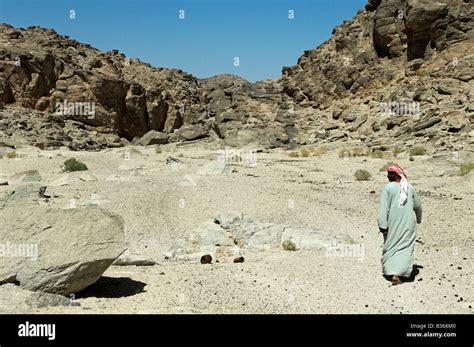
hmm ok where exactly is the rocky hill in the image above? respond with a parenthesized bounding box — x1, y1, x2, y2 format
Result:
(0, 0, 472, 152)
(279, 0, 474, 151)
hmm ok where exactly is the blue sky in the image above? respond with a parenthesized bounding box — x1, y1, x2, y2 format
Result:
(0, 0, 367, 82)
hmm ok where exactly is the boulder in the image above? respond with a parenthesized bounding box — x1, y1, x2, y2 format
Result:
(174, 125, 207, 141)
(135, 130, 170, 146)
(0, 205, 126, 295)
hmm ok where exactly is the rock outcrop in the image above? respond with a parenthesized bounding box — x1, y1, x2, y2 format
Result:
(0, 0, 472, 152)
(0, 185, 126, 295)
(279, 0, 473, 151)
(0, 24, 205, 149)
(163, 212, 353, 262)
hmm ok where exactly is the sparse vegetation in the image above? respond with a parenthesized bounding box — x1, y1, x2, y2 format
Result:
(459, 162, 474, 176)
(282, 240, 297, 251)
(392, 147, 403, 158)
(288, 151, 299, 158)
(338, 148, 351, 159)
(370, 149, 384, 159)
(409, 156, 415, 162)
(7, 151, 16, 159)
(337, 146, 368, 158)
(63, 158, 88, 172)
(155, 145, 162, 154)
(300, 149, 310, 157)
(410, 146, 426, 156)
(350, 146, 367, 157)
(355, 169, 371, 181)
(310, 146, 328, 157)
(380, 161, 396, 172)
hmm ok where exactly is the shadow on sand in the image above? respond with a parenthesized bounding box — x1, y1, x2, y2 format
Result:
(76, 277, 147, 298)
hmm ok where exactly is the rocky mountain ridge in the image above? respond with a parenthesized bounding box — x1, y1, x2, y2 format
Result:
(0, 0, 472, 153)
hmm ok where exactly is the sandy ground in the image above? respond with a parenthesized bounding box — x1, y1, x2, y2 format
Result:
(1, 141, 473, 314)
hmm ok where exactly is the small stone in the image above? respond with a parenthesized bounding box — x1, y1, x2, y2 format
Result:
(233, 256, 245, 263)
(200, 254, 212, 264)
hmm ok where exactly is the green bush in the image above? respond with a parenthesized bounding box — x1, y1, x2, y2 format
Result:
(300, 149, 310, 157)
(7, 151, 16, 159)
(63, 158, 88, 172)
(155, 145, 162, 154)
(459, 162, 474, 176)
(370, 149, 384, 159)
(355, 169, 371, 181)
(310, 146, 328, 157)
(288, 151, 299, 158)
(351, 147, 367, 157)
(338, 148, 351, 158)
(409, 156, 415, 162)
(410, 146, 426, 156)
(282, 240, 297, 251)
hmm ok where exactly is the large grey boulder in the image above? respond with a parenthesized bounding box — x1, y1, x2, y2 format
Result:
(173, 125, 207, 141)
(135, 130, 169, 146)
(0, 205, 126, 295)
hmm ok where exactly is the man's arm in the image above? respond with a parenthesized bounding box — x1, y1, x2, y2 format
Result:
(413, 188, 422, 224)
(377, 185, 390, 232)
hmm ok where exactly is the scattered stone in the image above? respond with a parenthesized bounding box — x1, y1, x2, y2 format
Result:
(78, 173, 97, 182)
(166, 156, 183, 165)
(233, 257, 245, 263)
(200, 254, 212, 264)
(113, 251, 156, 266)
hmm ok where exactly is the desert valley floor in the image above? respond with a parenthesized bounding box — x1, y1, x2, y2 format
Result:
(1, 142, 472, 314)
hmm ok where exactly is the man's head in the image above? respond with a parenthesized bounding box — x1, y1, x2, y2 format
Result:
(387, 171, 400, 182)
(387, 164, 406, 182)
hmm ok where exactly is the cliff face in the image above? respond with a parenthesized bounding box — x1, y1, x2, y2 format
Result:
(0, 0, 472, 151)
(278, 0, 473, 150)
(0, 24, 205, 149)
